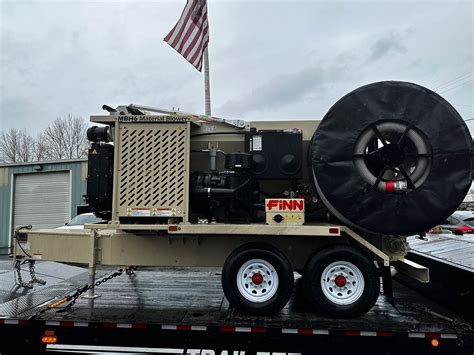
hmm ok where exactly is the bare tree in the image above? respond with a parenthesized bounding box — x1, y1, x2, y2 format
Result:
(0, 128, 35, 163)
(0, 115, 88, 163)
(69, 116, 89, 159)
(43, 115, 88, 160)
(0, 129, 19, 162)
(17, 130, 35, 162)
(33, 133, 49, 161)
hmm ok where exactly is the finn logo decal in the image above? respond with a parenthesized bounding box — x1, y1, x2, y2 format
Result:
(266, 199, 304, 211)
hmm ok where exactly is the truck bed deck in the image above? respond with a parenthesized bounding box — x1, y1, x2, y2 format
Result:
(1, 260, 473, 354)
(398, 234, 474, 323)
(408, 234, 474, 272)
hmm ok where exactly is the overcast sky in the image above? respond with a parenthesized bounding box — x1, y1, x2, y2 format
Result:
(0, 0, 472, 134)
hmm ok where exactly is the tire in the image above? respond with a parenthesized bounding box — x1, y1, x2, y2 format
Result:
(310, 81, 472, 235)
(303, 245, 380, 318)
(222, 243, 294, 315)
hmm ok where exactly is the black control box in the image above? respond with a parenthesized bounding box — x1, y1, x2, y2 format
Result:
(245, 128, 302, 180)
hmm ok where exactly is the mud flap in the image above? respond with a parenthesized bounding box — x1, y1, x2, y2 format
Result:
(382, 266, 400, 314)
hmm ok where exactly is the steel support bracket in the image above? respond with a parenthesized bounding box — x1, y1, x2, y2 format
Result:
(340, 227, 390, 266)
(392, 258, 430, 283)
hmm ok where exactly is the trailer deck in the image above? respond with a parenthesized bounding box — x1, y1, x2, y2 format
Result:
(396, 234, 474, 323)
(408, 234, 474, 272)
(0, 260, 473, 354)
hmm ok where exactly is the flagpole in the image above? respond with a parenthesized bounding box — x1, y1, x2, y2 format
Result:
(204, 47, 211, 116)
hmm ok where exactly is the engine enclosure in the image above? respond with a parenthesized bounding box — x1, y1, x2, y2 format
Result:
(86, 115, 315, 225)
(85, 82, 472, 235)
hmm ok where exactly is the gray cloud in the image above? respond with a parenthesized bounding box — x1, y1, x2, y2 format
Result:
(0, 0, 472, 133)
(368, 33, 408, 62)
(219, 66, 323, 116)
(218, 61, 351, 117)
(216, 31, 410, 117)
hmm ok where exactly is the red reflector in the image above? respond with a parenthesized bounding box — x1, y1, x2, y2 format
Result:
(425, 332, 441, 339)
(329, 228, 339, 234)
(103, 323, 117, 328)
(345, 330, 360, 336)
(176, 325, 192, 331)
(220, 326, 236, 332)
(376, 331, 393, 337)
(251, 327, 267, 333)
(297, 328, 313, 335)
(59, 321, 74, 327)
(168, 225, 178, 232)
(132, 323, 146, 329)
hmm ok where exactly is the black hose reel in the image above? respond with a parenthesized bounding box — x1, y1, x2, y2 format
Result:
(311, 81, 472, 235)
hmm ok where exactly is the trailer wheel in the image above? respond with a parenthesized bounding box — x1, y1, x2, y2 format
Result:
(222, 244, 294, 315)
(303, 245, 379, 318)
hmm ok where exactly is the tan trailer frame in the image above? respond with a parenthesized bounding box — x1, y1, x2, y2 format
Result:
(15, 222, 428, 299)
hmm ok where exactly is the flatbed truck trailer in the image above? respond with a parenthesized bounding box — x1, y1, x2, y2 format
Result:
(0, 261, 473, 354)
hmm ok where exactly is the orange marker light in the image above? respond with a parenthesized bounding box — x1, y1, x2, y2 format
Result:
(41, 330, 57, 344)
(431, 338, 439, 347)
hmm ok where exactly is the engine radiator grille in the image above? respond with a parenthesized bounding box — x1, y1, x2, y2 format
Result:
(116, 122, 189, 219)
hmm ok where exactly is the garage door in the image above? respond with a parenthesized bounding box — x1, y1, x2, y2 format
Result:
(13, 171, 70, 230)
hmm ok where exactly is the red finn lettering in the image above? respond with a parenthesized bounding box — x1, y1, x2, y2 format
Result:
(266, 199, 304, 211)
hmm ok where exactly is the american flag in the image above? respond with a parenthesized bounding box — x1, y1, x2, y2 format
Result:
(164, 0, 209, 72)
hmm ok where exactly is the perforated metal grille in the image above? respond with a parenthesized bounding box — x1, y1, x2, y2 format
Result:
(117, 123, 187, 217)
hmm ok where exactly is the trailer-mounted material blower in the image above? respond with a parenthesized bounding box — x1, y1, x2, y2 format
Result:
(86, 81, 472, 236)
